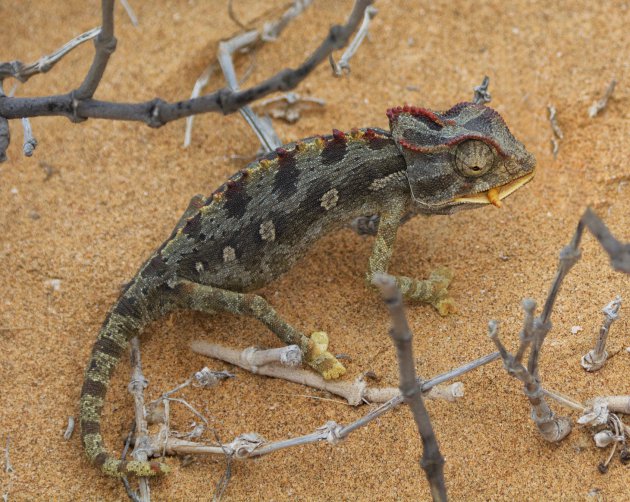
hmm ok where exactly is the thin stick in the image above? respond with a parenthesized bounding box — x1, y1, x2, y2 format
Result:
(129, 337, 151, 501)
(3, 435, 13, 474)
(0, 28, 100, 83)
(0, 1, 373, 126)
(588, 79, 616, 118)
(581, 296, 622, 372)
(217, 31, 282, 152)
(21, 118, 37, 156)
(372, 273, 447, 502)
(63, 416, 75, 441)
(473, 76, 491, 105)
(74, 0, 117, 100)
(329, 5, 377, 76)
(120, 0, 139, 27)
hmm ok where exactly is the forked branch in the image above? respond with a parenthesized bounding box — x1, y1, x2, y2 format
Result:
(0, 0, 374, 159)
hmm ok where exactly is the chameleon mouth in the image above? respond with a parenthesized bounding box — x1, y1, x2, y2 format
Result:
(452, 171, 535, 208)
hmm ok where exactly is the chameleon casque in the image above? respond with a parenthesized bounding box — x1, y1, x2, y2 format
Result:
(80, 102, 536, 477)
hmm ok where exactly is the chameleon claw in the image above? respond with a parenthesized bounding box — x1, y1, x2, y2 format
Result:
(304, 331, 346, 380)
(428, 267, 456, 316)
(433, 296, 457, 316)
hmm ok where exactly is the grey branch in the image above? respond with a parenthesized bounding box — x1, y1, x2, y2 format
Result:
(3, 435, 12, 474)
(74, 0, 117, 100)
(218, 31, 282, 152)
(21, 118, 37, 156)
(581, 296, 622, 372)
(63, 416, 75, 441)
(473, 76, 491, 105)
(128, 337, 151, 501)
(120, 0, 139, 27)
(329, 5, 377, 76)
(0, 27, 100, 84)
(0, 0, 374, 158)
(588, 79, 616, 118)
(372, 273, 447, 502)
(489, 208, 630, 443)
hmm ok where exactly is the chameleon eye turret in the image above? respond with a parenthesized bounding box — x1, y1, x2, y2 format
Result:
(454, 139, 495, 177)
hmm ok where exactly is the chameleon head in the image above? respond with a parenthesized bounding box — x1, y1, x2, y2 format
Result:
(387, 102, 536, 214)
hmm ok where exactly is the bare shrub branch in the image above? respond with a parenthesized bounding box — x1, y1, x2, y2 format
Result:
(0, 0, 374, 160)
(372, 273, 447, 502)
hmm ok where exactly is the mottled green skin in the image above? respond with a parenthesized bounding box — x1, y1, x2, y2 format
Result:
(80, 103, 536, 477)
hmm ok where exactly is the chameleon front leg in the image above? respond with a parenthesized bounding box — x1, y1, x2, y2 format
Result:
(173, 280, 346, 379)
(365, 196, 455, 315)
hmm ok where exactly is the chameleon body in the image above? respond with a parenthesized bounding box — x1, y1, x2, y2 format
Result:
(80, 102, 536, 477)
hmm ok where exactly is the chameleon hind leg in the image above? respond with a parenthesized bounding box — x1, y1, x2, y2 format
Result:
(366, 197, 455, 315)
(173, 279, 346, 379)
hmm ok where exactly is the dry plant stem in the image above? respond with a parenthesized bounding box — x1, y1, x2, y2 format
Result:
(128, 337, 151, 502)
(473, 76, 491, 104)
(183, 65, 216, 147)
(581, 296, 622, 372)
(63, 416, 75, 441)
(373, 273, 447, 502)
(594, 396, 630, 415)
(489, 207, 630, 442)
(120, 0, 139, 27)
(329, 5, 377, 76)
(262, 1, 313, 41)
(185, 1, 312, 149)
(3, 436, 12, 474)
(218, 31, 282, 152)
(547, 105, 563, 139)
(75, 0, 116, 100)
(589, 79, 616, 118)
(490, 318, 572, 442)
(0, 0, 373, 127)
(191, 340, 486, 405)
(21, 118, 37, 156)
(0, 28, 100, 83)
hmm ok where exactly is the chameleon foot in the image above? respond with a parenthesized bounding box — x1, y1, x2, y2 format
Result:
(426, 266, 456, 316)
(304, 331, 346, 380)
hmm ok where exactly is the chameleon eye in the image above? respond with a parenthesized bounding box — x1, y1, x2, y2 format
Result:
(454, 140, 495, 177)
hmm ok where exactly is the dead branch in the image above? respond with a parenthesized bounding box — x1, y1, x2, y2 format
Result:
(0, 0, 374, 159)
(0, 27, 100, 83)
(373, 273, 447, 502)
(63, 416, 75, 441)
(581, 296, 622, 371)
(329, 5, 378, 76)
(588, 79, 616, 118)
(190, 340, 482, 406)
(128, 337, 151, 501)
(490, 208, 630, 443)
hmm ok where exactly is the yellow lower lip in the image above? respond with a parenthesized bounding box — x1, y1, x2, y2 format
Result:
(453, 171, 535, 206)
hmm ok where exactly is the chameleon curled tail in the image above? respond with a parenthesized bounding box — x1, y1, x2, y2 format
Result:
(79, 289, 170, 477)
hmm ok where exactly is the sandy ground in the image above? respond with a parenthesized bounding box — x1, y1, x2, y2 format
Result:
(1, 0, 629, 500)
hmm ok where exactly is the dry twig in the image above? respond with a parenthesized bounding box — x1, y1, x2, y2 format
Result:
(588, 79, 617, 118)
(190, 340, 481, 405)
(581, 296, 622, 372)
(329, 5, 378, 76)
(63, 416, 75, 441)
(128, 337, 152, 501)
(0, 0, 374, 159)
(373, 273, 447, 502)
(490, 208, 630, 443)
(547, 104, 563, 158)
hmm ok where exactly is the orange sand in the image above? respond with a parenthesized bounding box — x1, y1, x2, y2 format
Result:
(1, 1, 629, 500)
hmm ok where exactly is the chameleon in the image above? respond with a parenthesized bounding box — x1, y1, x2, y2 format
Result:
(80, 101, 536, 477)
